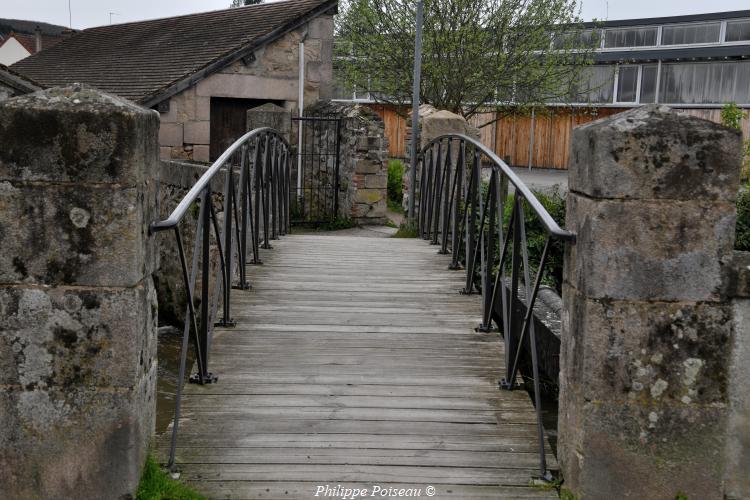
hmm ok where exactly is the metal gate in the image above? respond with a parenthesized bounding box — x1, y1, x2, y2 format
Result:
(291, 115, 341, 223)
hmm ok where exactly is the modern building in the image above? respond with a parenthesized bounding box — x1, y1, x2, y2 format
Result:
(335, 10, 750, 167)
(11, 0, 337, 162)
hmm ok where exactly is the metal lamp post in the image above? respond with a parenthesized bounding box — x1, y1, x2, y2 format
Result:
(407, 0, 424, 221)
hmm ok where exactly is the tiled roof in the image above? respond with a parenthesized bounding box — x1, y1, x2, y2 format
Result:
(11, 0, 335, 105)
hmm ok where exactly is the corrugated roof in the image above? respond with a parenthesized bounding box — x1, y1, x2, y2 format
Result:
(11, 0, 335, 105)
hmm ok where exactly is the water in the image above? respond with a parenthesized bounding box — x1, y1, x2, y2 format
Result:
(155, 326, 195, 435)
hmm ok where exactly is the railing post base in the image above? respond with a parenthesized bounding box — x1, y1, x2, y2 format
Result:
(215, 319, 237, 328)
(448, 263, 461, 270)
(233, 282, 252, 290)
(189, 373, 218, 385)
(475, 324, 494, 333)
(499, 379, 522, 391)
(437, 249, 449, 255)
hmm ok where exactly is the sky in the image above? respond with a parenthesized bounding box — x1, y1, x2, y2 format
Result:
(1, 0, 747, 31)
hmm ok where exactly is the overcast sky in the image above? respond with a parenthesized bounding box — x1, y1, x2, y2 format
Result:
(2, 0, 747, 30)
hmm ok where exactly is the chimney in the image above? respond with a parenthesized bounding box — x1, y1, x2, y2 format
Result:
(34, 26, 42, 52)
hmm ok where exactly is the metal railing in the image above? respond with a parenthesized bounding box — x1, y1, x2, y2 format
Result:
(415, 133, 575, 480)
(151, 127, 291, 468)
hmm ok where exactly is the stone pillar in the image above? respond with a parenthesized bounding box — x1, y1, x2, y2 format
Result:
(404, 106, 479, 211)
(726, 251, 750, 499)
(0, 86, 158, 499)
(559, 105, 743, 499)
(247, 102, 291, 142)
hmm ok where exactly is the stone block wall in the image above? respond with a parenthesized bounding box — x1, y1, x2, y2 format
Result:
(559, 105, 745, 499)
(306, 101, 388, 224)
(158, 14, 334, 162)
(0, 86, 158, 498)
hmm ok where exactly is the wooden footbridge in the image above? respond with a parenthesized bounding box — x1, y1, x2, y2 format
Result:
(152, 128, 572, 499)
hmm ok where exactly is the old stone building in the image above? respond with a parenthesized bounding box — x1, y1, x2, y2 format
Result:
(11, 0, 336, 162)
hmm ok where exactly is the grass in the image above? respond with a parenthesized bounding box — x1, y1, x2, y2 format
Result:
(392, 219, 419, 238)
(136, 456, 205, 500)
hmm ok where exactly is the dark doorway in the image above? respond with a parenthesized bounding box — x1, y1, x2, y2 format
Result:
(209, 97, 284, 161)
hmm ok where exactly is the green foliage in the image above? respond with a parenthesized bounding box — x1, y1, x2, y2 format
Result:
(501, 188, 567, 294)
(392, 219, 419, 238)
(387, 159, 405, 207)
(336, 0, 595, 118)
(136, 456, 205, 500)
(721, 102, 745, 131)
(675, 493, 688, 500)
(560, 489, 579, 500)
(742, 140, 750, 185)
(737, 189, 750, 251)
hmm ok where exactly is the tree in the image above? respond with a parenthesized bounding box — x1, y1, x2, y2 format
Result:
(230, 0, 263, 7)
(336, 0, 597, 121)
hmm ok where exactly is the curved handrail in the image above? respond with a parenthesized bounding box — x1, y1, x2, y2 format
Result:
(151, 127, 290, 232)
(418, 133, 574, 242)
(150, 125, 291, 470)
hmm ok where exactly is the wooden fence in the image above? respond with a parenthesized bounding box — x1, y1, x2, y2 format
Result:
(367, 103, 750, 170)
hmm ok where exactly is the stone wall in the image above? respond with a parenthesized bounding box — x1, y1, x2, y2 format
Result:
(0, 86, 158, 498)
(306, 101, 388, 224)
(559, 105, 745, 499)
(158, 15, 334, 162)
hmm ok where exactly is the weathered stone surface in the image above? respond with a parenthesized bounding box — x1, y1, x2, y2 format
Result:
(193, 144, 210, 163)
(561, 286, 732, 405)
(564, 192, 736, 301)
(183, 120, 210, 145)
(726, 250, 750, 298)
(0, 86, 157, 499)
(0, 363, 156, 500)
(726, 296, 750, 498)
(247, 103, 292, 142)
(0, 182, 158, 287)
(365, 174, 387, 189)
(0, 86, 158, 186)
(559, 105, 745, 499)
(0, 283, 157, 389)
(569, 105, 742, 201)
(158, 121, 184, 147)
(403, 106, 480, 211)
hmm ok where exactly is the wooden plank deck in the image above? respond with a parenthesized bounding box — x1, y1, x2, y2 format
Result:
(158, 234, 557, 499)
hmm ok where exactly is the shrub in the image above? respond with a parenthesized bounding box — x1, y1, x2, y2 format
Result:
(722, 102, 745, 131)
(136, 455, 205, 500)
(737, 189, 750, 252)
(721, 103, 750, 184)
(387, 159, 405, 211)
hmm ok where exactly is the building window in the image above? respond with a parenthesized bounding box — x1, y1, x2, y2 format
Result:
(661, 22, 721, 45)
(725, 20, 750, 42)
(616, 66, 639, 103)
(552, 30, 597, 50)
(660, 61, 750, 104)
(604, 27, 658, 48)
(571, 65, 615, 103)
(639, 64, 658, 103)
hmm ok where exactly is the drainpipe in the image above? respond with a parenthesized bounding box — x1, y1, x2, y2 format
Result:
(297, 29, 309, 202)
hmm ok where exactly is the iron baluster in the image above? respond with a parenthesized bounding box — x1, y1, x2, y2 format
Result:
(479, 171, 498, 332)
(430, 140, 443, 245)
(439, 139, 453, 254)
(449, 140, 465, 270)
